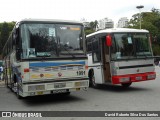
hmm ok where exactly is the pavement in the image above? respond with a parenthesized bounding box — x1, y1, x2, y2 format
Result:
(0, 80, 5, 87)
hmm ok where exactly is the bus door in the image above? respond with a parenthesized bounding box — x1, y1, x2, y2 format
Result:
(91, 37, 103, 84)
(101, 36, 111, 83)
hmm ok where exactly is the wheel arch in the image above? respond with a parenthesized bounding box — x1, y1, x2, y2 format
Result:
(88, 68, 94, 78)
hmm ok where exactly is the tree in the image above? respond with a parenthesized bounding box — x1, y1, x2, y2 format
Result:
(85, 29, 95, 35)
(128, 8, 160, 55)
(128, 13, 139, 28)
(0, 22, 15, 55)
(84, 20, 98, 35)
(90, 21, 95, 30)
(89, 20, 98, 30)
(0, 22, 9, 54)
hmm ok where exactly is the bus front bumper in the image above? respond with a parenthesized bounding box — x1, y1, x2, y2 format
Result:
(20, 79, 89, 97)
(112, 72, 156, 84)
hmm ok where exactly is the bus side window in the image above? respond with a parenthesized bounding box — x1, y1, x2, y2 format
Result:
(15, 28, 21, 60)
(110, 36, 117, 59)
(86, 37, 92, 53)
(92, 37, 100, 63)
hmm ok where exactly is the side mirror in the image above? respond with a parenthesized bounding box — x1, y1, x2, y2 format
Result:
(12, 33, 16, 45)
(12, 28, 19, 46)
(106, 35, 112, 46)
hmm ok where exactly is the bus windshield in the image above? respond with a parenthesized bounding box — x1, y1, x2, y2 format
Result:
(111, 33, 152, 60)
(21, 23, 85, 59)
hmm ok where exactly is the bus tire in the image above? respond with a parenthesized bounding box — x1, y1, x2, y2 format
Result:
(62, 92, 70, 96)
(121, 83, 132, 88)
(90, 71, 99, 88)
(11, 75, 16, 92)
(10, 82, 14, 92)
(17, 84, 23, 99)
(17, 93, 23, 99)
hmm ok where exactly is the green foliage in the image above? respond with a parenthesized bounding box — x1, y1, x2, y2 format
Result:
(152, 44, 160, 56)
(84, 20, 98, 35)
(84, 29, 95, 35)
(89, 20, 98, 30)
(0, 22, 15, 54)
(0, 22, 9, 49)
(128, 8, 160, 55)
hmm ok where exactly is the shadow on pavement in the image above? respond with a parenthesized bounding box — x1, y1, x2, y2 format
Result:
(22, 93, 85, 106)
(91, 84, 153, 93)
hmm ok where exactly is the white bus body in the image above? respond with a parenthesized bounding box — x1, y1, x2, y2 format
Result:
(86, 28, 156, 88)
(3, 19, 89, 98)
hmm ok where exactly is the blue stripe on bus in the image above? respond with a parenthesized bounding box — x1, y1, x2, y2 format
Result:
(29, 61, 85, 67)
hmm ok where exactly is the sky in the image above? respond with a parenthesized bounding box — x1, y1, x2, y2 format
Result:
(0, 0, 160, 24)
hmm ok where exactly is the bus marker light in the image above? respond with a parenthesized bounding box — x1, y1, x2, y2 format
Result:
(85, 65, 88, 70)
(58, 72, 62, 77)
(40, 74, 44, 78)
(24, 68, 30, 72)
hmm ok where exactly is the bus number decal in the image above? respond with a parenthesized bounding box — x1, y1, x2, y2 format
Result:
(77, 71, 85, 76)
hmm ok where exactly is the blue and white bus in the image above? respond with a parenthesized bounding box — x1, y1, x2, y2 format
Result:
(2, 19, 89, 98)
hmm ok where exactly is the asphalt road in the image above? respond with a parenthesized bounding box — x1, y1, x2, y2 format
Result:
(0, 66, 160, 120)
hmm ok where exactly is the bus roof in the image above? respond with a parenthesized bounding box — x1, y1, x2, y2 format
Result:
(87, 28, 149, 37)
(17, 18, 83, 25)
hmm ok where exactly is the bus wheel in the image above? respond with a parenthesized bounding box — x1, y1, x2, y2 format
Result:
(121, 83, 132, 88)
(90, 72, 99, 88)
(62, 92, 70, 96)
(10, 82, 14, 92)
(16, 84, 23, 99)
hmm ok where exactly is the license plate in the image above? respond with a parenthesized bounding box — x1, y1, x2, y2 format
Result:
(54, 83, 66, 88)
(52, 89, 67, 94)
(136, 76, 142, 80)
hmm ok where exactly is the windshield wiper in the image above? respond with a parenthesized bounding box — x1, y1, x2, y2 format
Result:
(57, 37, 76, 58)
(136, 50, 148, 59)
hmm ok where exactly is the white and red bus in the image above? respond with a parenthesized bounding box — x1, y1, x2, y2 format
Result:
(86, 28, 156, 88)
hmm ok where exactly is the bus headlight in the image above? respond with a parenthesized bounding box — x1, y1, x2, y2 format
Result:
(75, 81, 88, 87)
(28, 85, 45, 91)
(147, 74, 156, 80)
(119, 77, 130, 82)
